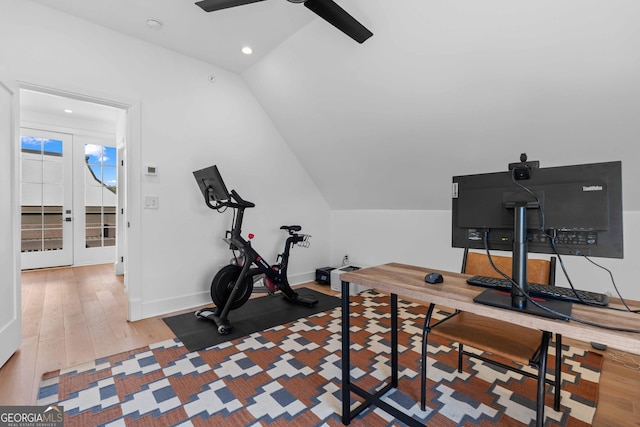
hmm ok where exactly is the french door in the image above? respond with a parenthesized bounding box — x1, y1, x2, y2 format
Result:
(20, 128, 117, 269)
(20, 128, 73, 269)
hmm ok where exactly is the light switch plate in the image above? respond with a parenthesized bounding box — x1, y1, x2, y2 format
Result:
(144, 196, 159, 209)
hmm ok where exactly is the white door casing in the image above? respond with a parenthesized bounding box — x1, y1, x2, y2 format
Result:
(0, 72, 22, 368)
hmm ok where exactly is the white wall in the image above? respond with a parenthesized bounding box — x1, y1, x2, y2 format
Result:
(331, 210, 640, 301)
(0, 0, 330, 319)
(245, 0, 640, 212)
(330, 210, 459, 270)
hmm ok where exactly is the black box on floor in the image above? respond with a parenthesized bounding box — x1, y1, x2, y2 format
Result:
(315, 267, 335, 284)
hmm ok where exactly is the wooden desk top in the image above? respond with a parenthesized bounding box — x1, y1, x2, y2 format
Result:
(341, 262, 640, 355)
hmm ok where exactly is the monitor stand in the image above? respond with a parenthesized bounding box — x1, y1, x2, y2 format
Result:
(475, 202, 572, 321)
(474, 289, 572, 321)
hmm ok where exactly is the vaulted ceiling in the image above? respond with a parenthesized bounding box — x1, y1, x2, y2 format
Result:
(26, 0, 640, 211)
(28, 0, 320, 73)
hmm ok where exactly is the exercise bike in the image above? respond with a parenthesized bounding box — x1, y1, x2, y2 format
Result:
(193, 165, 318, 335)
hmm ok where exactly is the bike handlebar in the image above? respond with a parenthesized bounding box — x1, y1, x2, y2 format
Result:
(204, 186, 255, 210)
(204, 187, 225, 210)
(230, 190, 255, 208)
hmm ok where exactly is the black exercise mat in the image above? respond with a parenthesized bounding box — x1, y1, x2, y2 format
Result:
(163, 287, 340, 352)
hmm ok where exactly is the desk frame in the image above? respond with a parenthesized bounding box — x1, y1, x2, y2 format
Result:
(339, 262, 640, 426)
(342, 282, 428, 426)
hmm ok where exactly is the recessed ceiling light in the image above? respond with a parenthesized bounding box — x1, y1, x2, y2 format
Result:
(64, 109, 73, 114)
(241, 46, 253, 55)
(146, 19, 163, 30)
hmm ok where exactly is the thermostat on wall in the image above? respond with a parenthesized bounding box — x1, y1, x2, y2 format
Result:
(145, 165, 158, 176)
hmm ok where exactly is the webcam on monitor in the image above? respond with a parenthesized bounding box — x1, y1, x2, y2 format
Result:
(508, 153, 540, 180)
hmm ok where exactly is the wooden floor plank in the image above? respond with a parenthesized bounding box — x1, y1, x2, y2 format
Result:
(0, 336, 38, 405)
(64, 314, 95, 368)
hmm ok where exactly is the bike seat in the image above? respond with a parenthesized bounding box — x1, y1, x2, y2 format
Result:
(280, 225, 302, 232)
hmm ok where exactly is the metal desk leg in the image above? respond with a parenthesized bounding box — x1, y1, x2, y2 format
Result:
(341, 280, 351, 425)
(342, 279, 381, 423)
(391, 293, 398, 387)
(536, 331, 551, 427)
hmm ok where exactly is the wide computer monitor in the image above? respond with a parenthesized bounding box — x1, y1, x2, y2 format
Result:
(193, 164, 230, 203)
(451, 160, 623, 318)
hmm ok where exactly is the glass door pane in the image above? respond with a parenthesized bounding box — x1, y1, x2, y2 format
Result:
(84, 144, 117, 248)
(20, 136, 64, 252)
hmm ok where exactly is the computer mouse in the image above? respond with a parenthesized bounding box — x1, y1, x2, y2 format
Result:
(424, 272, 443, 284)
(590, 342, 608, 351)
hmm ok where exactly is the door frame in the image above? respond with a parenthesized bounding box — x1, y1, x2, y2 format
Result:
(0, 70, 21, 368)
(17, 82, 142, 321)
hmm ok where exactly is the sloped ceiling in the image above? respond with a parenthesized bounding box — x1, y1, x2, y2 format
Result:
(26, 0, 640, 211)
(243, 1, 640, 210)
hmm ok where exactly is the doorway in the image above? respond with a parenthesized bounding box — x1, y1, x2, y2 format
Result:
(19, 89, 125, 270)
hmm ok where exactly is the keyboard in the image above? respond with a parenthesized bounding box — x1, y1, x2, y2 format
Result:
(466, 275, 609, 306)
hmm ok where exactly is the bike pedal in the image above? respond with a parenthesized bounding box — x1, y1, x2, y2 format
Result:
(195, 308, 218, 319)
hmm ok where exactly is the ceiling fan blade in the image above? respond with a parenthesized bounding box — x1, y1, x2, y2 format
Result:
(195, 0, 266, 13)
(304, 0, 373, 43)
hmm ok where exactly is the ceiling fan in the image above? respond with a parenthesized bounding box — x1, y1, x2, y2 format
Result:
(195, 0, 373, 43)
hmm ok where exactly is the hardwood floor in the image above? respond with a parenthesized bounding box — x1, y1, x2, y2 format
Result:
(0, 264, 638, 426)
(0, 264, 179, 405)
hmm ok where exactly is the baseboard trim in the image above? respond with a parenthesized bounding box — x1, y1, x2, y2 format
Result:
(137, 271, 316, 320)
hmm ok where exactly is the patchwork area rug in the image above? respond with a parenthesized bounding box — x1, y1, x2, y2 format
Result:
(38, 290, 602, 426)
